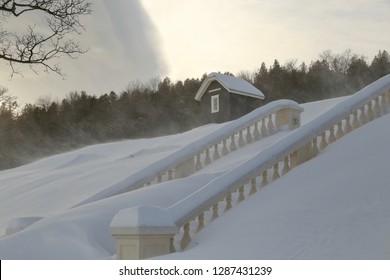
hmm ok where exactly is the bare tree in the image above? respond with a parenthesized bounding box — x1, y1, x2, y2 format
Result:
(0, 86, 17, 113)
(237, 70, 254, 83)
(0, 0, 91, 77)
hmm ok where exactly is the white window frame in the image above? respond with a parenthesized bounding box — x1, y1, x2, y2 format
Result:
(211, 94, 220, 113)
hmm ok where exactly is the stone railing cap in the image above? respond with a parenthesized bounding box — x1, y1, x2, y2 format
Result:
(110, 206, 178, 235)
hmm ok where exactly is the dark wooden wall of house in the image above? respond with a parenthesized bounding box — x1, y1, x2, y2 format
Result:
(199, 80, 263, 123)
(200, 80, 231, 123)
(230, 94, 262, 120)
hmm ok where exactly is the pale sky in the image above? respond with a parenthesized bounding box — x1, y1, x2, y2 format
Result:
(1, 0, 389, 105)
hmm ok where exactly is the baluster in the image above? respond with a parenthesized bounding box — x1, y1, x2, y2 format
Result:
(195, 153, 202, 171)
(222, 139, 229, 156)
(238, 131, 245, 147)
(352, 111, 359, 129)
(229, 135, 237, 151)
(319, 132, 327, 151)
(344, 114, 353, 134)
(196, 213, 205, 233)
(211, 203, 219, 221)
(359, 106, 367, 125)
(168, 170, 173, 180)
(204, 149, 211, 165)
(328, 126, 336, 144)
(253, 122, 260, 140)
(386, 91, 390, 108)
(272, 163, 280, 181)
(249, 178, 257, 195)
(367, 101, 374, 121)
(267, 114, 275, 134)
(245, 127, 253, 144)
(224, 193, 232, 211)
(290, 151, 299, 169)
(385, 92, 390, 112)
(336, 121, 344, 139)
(180, 223, 191, 250)
(380, 94, 388, 114)
(312, 137, 319, 157)
(282, 157, 290, 175)
(261, 118, 267, 137)
(381, 93, 389, 112)
(261, 170, 269, 187)
(213, 144, 220, 160)
(384, 92, 390, 113)
(237, 186, 245, 202)
(374, 96, 381, 117)
(385, 92, 389, 107)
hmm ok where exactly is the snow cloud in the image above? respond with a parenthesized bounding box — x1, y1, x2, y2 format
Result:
(101, 0, 167, 78)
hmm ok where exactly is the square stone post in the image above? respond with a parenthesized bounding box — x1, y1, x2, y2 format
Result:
(275, 106, 304, 130)
(110, 206, 178, 260)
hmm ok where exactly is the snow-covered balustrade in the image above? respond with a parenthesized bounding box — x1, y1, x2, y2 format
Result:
(176, 99, 303, 178)
(167, 74, 390, 251)
(110, 75, 390, 259)
(76, 100, 303, 207)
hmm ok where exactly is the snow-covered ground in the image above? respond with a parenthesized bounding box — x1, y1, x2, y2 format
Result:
(3, 94, 389, 260)
(160, 112, 390, 260)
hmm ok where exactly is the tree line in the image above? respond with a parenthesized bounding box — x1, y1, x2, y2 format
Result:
(1, 49, 390, 170)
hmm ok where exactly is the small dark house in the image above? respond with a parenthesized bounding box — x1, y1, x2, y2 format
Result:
(195, 72, 265, 123)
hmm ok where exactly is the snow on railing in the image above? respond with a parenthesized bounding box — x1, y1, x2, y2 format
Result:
(75, 100, 303, 208)
(110, 75, 390, 259)
(168, 74, 390, 251)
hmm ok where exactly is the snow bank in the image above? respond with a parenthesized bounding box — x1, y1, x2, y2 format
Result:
(0, 93, 362, 259)
(5, 217, 43, 236)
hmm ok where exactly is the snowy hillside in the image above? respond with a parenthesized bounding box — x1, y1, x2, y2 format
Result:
(2, 95, 389, 259)
(159, 112, 390, 259)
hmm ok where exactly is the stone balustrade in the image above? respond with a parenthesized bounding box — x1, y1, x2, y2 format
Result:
(171, 76, 390, 254)
(110, 75, 390, 259)
(75, 100, 303, 207)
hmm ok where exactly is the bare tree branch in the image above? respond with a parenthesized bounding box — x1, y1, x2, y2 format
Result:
(0, 0, 92, 77)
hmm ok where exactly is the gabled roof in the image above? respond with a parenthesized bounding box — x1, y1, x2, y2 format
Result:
(195, 72, 265, 101)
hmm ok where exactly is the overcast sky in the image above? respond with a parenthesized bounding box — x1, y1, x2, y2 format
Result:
(1, 0, 389, 104)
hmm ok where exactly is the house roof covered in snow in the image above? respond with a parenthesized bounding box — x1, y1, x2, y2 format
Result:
(194, 72, 265, 101)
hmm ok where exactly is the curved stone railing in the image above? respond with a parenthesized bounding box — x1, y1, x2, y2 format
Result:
(110, 74, 390, 259)
(168, 74, 390, 251)
(75, 100, 303, 207)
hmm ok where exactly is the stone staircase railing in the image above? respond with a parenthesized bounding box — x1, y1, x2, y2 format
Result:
(110, 74, 390, 260)
(74, 100, 303, 207)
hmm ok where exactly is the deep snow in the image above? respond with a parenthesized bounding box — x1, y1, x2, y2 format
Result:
(159, 112, 390, 259)
(2, 95, 389, 260)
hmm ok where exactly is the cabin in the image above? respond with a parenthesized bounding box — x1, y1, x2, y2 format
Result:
(194, 72, 265, 123)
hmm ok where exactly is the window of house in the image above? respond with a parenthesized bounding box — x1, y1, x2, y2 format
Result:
(211, 95, 219, 113)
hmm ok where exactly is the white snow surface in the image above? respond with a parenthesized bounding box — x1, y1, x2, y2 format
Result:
(0, 95, 389, 259)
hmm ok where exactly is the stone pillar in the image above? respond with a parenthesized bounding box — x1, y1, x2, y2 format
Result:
(110, 206, 178, 260)
(275, 106, 304, 130)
